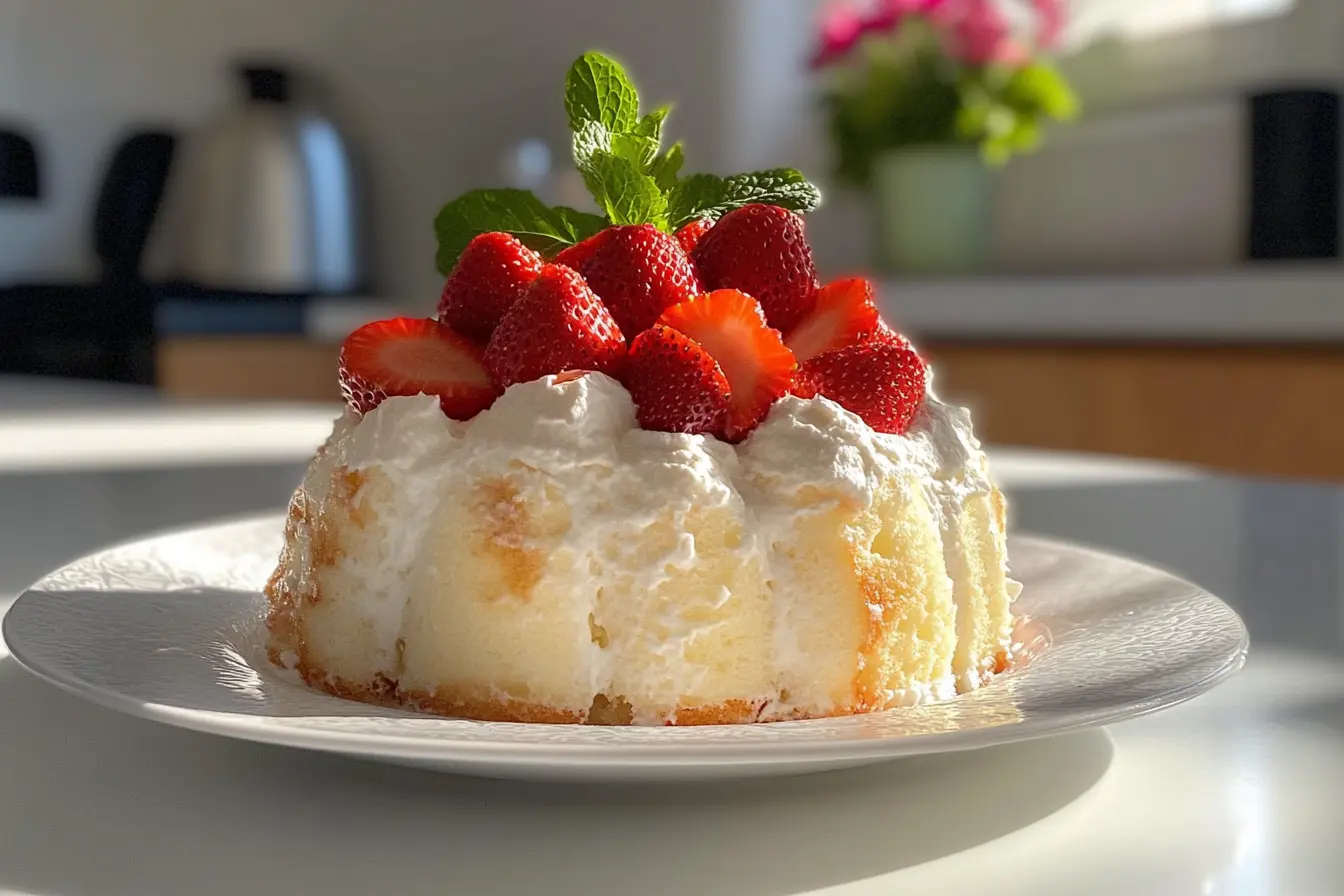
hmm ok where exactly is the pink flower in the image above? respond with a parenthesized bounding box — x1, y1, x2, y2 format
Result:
(921, 0, 962, 26)
(994, 37, 1029, 66)
(860, 1, 903, 34)
(945, 0, 1010, 66)
(810, 1, 866, 69)
(1032, 0, 1066, 50)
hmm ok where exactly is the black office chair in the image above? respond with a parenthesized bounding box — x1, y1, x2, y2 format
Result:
(0, 131, 176, 384)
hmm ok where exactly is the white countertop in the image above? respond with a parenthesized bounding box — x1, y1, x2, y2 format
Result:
(0, 380, 1340, 895)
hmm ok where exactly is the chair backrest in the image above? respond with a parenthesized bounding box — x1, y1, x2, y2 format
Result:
(93, 131, 176, 282)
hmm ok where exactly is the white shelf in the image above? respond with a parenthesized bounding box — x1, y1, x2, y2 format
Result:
(876, 265, 1344, 341)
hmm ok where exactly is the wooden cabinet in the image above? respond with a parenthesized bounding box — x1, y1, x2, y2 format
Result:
(158, 337, 341, 403)
(157, 336, 1344, 481)
(923, 342, 1344, 481)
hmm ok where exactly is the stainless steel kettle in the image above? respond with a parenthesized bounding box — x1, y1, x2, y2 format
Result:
(148, 63, 367, 295)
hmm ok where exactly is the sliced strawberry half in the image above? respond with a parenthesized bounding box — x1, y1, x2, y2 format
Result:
(784, 277, 881, 363)
(792, 342, 927, 435)
(339, 317, 499, 419)
(623, 325, 731, 436)
(484, 264, 626, 390)
(657, 289, 796, 441)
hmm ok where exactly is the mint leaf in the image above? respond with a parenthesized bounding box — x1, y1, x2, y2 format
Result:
(574, 114, 661, 173)
(433, 189, 607, 273)
(583, 151, 666, 227)
(612, 131, 660, 170)
(632, 106, 670, 142)
(648, 142, 684, 192)
(572, 120, 649, 201)
(667, 168, 822, 228)
(565, 52, 639, 133)
(572, 119, 611, 169)
(573, 123, 664, 226)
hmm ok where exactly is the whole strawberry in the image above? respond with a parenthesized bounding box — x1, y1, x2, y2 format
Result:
(691, 204, 819, 334)
(339, 317, 499, 420)
(438, 232, 543, 342)
(580, 224, 702, 336)
(675, 218, 712, 255)
(870, 321, 916, 354)
(623, 325, 731, 437)
(792, 342, 927, 435)
(554, 229, 614, 271)
(484, 264, 626, 389)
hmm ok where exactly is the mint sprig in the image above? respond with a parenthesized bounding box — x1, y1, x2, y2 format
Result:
(433, 190, 605, 274)
(564, 51, 640, 133)
(667, 169, 823, 229)
(433, 51, 823, 273)
(648, 142, 683, 192)
(584, 151, 667, 227)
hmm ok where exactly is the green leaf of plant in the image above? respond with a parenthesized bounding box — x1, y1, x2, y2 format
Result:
(1004, 63, 1078, 121)
(631, 105, 670, 142)
(648, 142, 684, 192)
(612, 131, 661, 170)
(576, 117, 660, 177)
(572, 119, 612, 169)
(666, 168, 822, 228)
(583, 150, 667, 227)
(564, 51, 640, 133)
(433, 189, 608, 273)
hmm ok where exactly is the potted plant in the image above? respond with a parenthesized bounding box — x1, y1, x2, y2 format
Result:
(812, 0, 1078, 274)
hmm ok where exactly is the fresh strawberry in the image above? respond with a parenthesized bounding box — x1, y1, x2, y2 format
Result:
(657, 289, 796, 440)
(339, 317, 499, 419)
(675, 218, 712, 255)
(580, 224, 702, 335)
(484, 264, 626, 389)
(690, 204, 819, 333)
(437, 232, 543, 342)
(870, 321, 916, 353)
(623, 325, 731, 436)
(554, 229, 614, 272)
(785, 277, 881, 363)
(792, 343, 927, 435)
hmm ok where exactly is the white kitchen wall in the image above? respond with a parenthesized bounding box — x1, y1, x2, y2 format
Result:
(0, 0, 733, 305)
(703, 0, 1344, 274)
(1, 0, 1339, 303)
(1064, 0, 1344, 112)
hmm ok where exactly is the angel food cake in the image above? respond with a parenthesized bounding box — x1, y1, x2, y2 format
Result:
(266, 52, 1018, 725)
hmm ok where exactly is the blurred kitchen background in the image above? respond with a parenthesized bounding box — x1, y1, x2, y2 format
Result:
(0, 0, 1340, 479)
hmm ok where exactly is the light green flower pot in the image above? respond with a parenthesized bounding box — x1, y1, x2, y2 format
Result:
(872, 145, 989, 275)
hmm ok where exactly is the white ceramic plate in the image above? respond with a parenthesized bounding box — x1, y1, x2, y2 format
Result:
(2, 514, 1246, 782)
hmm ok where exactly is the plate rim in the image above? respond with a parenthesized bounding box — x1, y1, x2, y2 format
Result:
(2, 514, 1250, 769)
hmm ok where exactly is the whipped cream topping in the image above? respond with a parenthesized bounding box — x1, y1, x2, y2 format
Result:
(738, 370, 989, 515)
(287, 372, 1012, 718)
